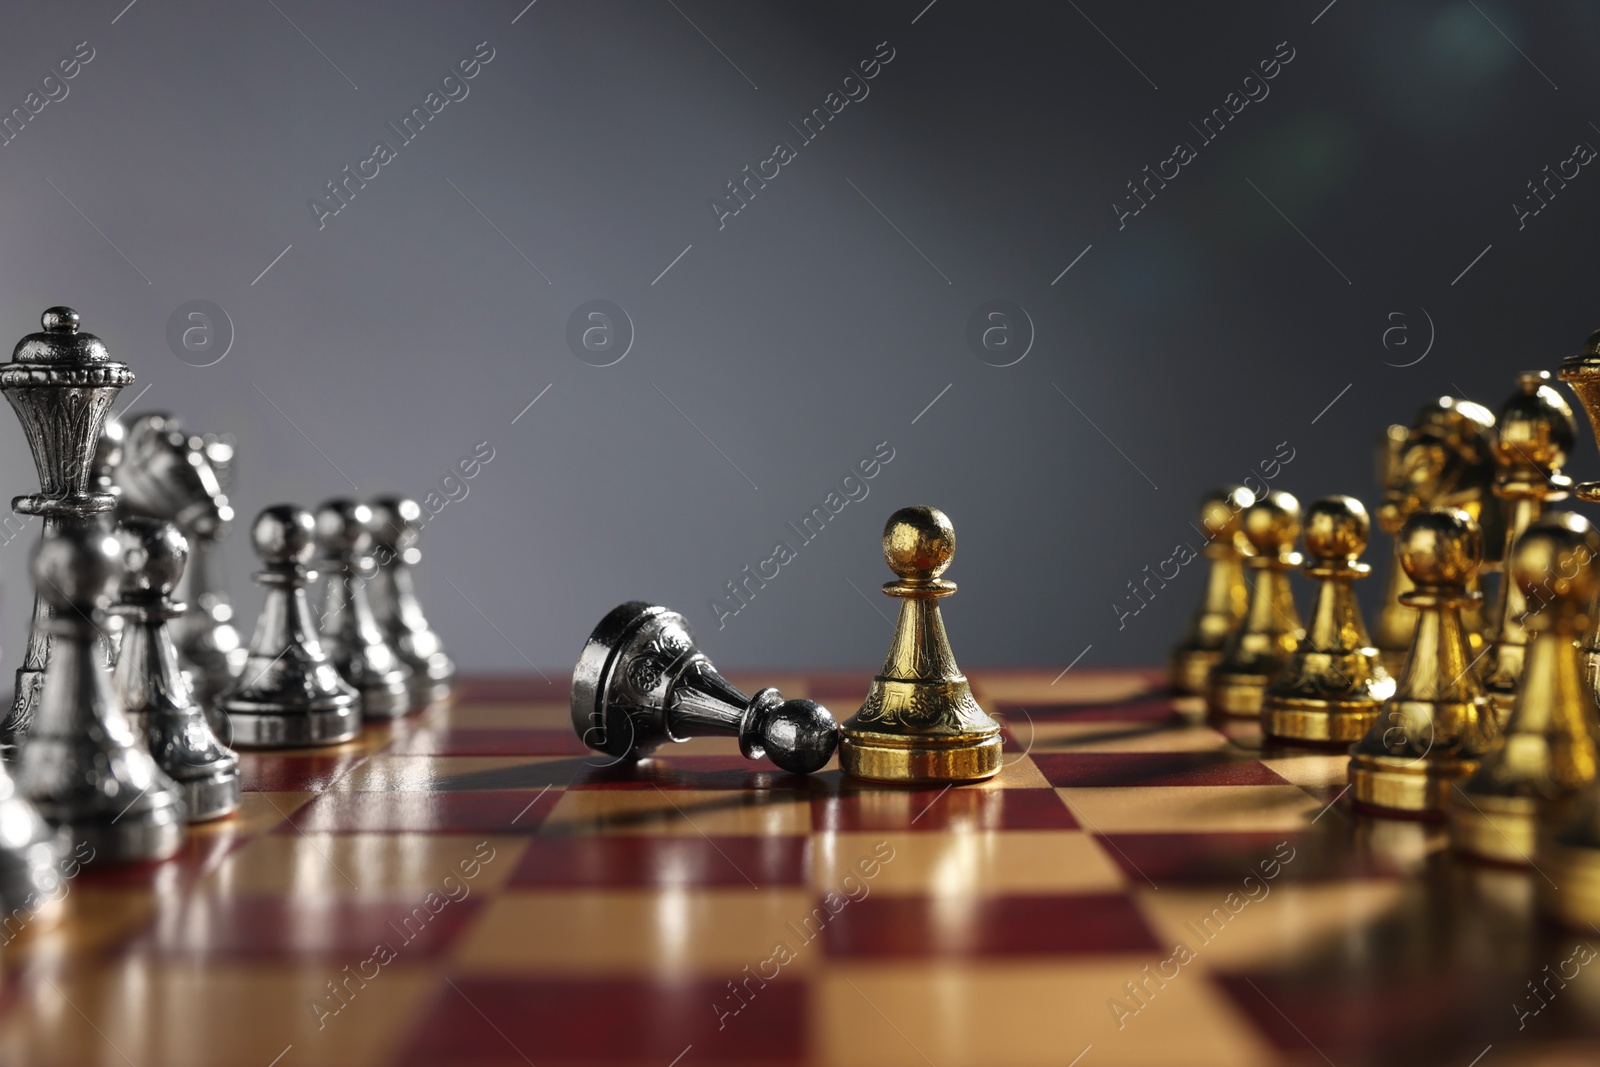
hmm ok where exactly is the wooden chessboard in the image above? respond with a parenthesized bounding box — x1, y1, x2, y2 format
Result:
(1, 669, 1596, 1066)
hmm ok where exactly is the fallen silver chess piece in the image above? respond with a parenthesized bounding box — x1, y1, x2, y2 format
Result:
(571, 602, 838, 775)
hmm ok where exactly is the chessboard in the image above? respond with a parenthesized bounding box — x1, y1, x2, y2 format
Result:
(0, 667, 1594, 1067)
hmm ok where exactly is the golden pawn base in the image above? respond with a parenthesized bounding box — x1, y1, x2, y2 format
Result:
(1448, 793, 1538, 864)
(840, 676, 1003, 785)
(1262, 698, 1380, 746)
(838, 727, 1003, 785)
(1206, 669, 1269, 719)
(1349, 752, 1479, 817)
(1170, 648, 1221, 696)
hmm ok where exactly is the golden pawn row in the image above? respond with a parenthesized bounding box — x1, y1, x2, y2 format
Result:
(1542, 334, 1600, 926)
(1170, 344, 1600, 931)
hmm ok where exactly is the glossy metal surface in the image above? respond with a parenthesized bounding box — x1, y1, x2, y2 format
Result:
(1481, 372, 1575, 720)
(369, 495, 455, 703)
(0, 762, 65, 934)
(114, 413, 247, 712)
(111, 518, 240, 822)
(1349, 509, 1498, 817)
(16, 524, 184, 863)
(1262, 496, 1394, 744)
(218, 506, 360, 748)
(315, 500, 413, 719)
(92, 415, 127, 664)
(1373, 398, 1499, 674)
(838, 506, 1002, 783)
(0, 308, 133, 755)
(1453, 514, 1600, 864)
(1207, 492, 1304, 719)
(572, 602, 838, 774)
(1170, 485, 1253, 695)
(1554, 334, 1600, 719)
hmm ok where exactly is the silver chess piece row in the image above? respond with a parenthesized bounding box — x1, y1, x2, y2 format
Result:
(18, 520, 242, 867)
(370, 496, 455, 702)
(0, 311, 250, 888)
(111, 517, 240, 822)
(218, 499, 454, 747)
(218, 505, 360, 746)
(107, 411, 247, 715)
(0, 307, 457, 934)
(0, 308, 455, 935)
(0, 307, 132, 753)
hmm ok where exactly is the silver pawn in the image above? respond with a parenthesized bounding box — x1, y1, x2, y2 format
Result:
(316, 500, 413, 718)
(370, 496, 455, 703)
(17, 524, 184, 863)
(573, 602, 839, 775)
(218, 506, 360, 748)
(111, 518, 239, 821)
(114, 413, 246, 711)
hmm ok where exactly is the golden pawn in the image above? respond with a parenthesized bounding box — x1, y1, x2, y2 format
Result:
(1482, 372, 1575, 720)
(838, 506, 1002, 784)
(1373, 398, 1499, 673)
(1556, 333, 1600, 712)
(1206, 492, 1304, 719)
(1373, 423, 1417, 674)
(1348, 509, 1498, 817)
(1170, 485, 1254, 695)
(1453, 513, 1600, 864)
(1262, 496, 1395, 744)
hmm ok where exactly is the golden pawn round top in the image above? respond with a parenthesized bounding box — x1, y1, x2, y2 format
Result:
(1302, 495, 1370, 576)
(1493, 370, 1576, 478)
(1397, 507, 1482, 599)
(1240, 491, 1301, 568)
(883, 505, 956, 594)
(1412, 395, 1497, 463)
(1511, 512, 1600, 626)
(1198, 485, 1254, 548)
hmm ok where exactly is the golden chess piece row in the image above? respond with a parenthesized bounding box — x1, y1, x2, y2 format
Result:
(1346, 507, 1498, 813)
(1205, 490, 1304, 718)
(1544, 331, 1600, 926)
(1171, 346, 1600, 930)
(1262, 496, 1394, 744)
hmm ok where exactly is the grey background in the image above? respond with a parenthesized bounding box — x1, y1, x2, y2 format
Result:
(0, 0, 1597, 678)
